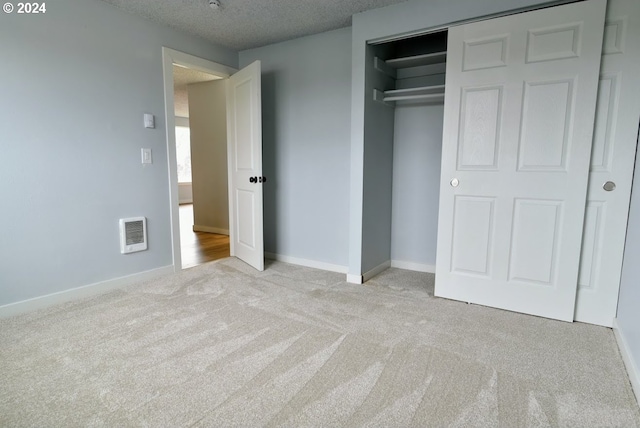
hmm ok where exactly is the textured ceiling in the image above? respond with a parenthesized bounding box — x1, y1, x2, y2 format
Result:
(173, 65, 221, 117)
(100, 0, 410, 51)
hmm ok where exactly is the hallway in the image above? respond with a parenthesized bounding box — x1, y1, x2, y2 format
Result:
(179, 204, 230, 269)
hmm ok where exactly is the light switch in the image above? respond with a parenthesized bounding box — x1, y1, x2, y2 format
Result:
(141, 148, 152, 164)
(144, 113, 155, 129)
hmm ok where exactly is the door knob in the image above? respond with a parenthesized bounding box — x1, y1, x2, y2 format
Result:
(450, 178, 459, 187)
(603, 181, 616, 191)
(249, 176, 257, 183)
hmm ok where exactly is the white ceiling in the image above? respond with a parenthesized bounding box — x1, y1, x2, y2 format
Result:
(100, 0, 410, 51)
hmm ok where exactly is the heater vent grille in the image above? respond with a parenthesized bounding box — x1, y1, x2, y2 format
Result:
(120, 217, 148, 254)
(125, 221, 144, 245)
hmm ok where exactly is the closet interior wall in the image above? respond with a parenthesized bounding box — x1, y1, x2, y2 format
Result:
(360, 42, 396, 275)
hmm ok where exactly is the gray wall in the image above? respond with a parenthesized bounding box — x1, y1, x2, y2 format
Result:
(239, 27, 352, 267)
(618, 143, 640, 382)
(188, 80, 229, 233)
(391, 104, 443, 267)
(349, 0, 561, 276)
(0, 0, 237, 306)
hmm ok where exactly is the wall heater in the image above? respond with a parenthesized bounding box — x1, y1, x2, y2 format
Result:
(119, 217, 147, 254)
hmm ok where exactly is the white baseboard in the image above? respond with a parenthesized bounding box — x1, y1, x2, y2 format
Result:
(613, 318, 640, 406)
(346, 274, 363, 284)
(0, 265, 174, 318)
(391, 260, 436, 273)
(265, 252, 348, 274)
(193, 225, 229, 235)
(363, 260, 391, 283)
(346, 260, 394, 285)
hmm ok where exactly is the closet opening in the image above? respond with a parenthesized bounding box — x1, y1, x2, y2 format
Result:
(366, 29, 448, 276)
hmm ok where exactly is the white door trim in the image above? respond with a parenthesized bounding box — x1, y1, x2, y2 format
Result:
(161, 47, 237, 272)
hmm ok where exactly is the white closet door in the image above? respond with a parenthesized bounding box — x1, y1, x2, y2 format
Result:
(435, 0, 606, 321)
(575, 0, 640, 327)
(227, 60, 264, 271)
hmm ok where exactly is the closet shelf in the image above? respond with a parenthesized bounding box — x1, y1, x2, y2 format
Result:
(383, 85, 445, 102)
(386, 51, 447, 69)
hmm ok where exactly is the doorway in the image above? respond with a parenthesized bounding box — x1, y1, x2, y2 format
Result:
(172, 65, 230, 269)
(163, 48, 266, 272)
(162, 48, 237, 271)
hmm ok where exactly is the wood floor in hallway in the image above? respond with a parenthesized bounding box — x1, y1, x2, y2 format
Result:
(179, 204, 230, 269)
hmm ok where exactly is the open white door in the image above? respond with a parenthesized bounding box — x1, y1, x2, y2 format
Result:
(227, 60, 264, 271)
(435, 0, 606, 321)
(575, 0, 640, 327)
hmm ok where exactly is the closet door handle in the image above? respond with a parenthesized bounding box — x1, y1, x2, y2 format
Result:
(249, 176, 257, 183)
(603, 181, 616, 191)
(450, 178, 459, 187)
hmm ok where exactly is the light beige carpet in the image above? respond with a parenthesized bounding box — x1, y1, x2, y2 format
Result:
(1, 258, 639, 427)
